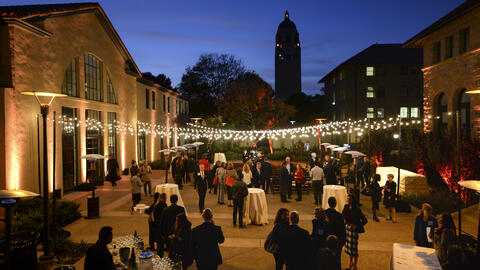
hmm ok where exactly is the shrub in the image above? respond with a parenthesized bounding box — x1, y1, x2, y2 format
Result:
(52, 236, 91, 265)
(150, 159, 168, 170)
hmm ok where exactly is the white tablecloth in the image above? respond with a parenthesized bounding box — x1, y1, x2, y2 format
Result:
(391, 243, 441, 270)
(214, 153, 227, 164)
(243, 188, 268, 225)
(133, 203, 149, 214)
(322, 185, 347, 212)
(155, 184, 187, 215)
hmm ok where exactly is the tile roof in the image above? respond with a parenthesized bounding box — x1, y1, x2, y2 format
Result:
(0, 2, 99, 19)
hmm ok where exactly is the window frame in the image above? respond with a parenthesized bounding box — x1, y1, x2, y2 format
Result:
(366, 107, 374, 119)
(400, 107, 409, 118)
(376, 108, 385, 119)
(84, 53, 103, 101)
(366, 86, 375, 98)
(146, 89, 150, 109)
(459, 27, 470, 54)
(152, 91, 156, 110)
(445, 35, 454, 59)
(366, 66, 375, 76)
(410, 107, 419, 118)
(62, 58, 78, 97)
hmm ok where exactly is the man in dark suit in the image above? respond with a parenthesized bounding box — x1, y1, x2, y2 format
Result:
(285, 157, 294, 198)
(261, 160, 272, 194)
(84, 226, 115, 270)
(196, 164, 208, 213)
(252, 161, 262, 188)
(145, 193, 167, 255)
(192, 208, 225, 270)
(279, 162, 290, 203)
(160, 194, 185, 253)
(279, 211, 313, 270)
(325, 196, 346, 267)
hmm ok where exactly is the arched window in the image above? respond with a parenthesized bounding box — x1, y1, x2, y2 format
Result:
(62, 59, 77, 96)
(106, 73, 117, 104)
(435, 93, 448, 131)
(84, 53, 102, 101)
(458, 89, 471, 137)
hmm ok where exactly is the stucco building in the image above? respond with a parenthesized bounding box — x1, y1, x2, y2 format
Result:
(404, 0, 480, 138)
(320, 44, 423, 122)
(0, 3, 189, 193)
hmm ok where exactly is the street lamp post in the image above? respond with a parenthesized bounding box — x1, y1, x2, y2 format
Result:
(21, 91, 65, 260)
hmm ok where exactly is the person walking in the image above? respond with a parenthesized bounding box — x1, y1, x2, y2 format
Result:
(326, 197, 346, 268)
(279, 162, 290, 203)
(370, 174, 382, 222)
(174, 158, 185, 190)
(141, 160, 153, 197)
(84, 226, 115, 270)
(106, 154, 120, 186)
(160, 195, 186, 254)
(232, 173, 249, 228)
(169, 213, 193, 269)
(196, 164, 208, 213)
(310, 161, 325, 205)
(130, 170, 143, 214)
(145, 193, 167, 257)
(192, 209, 225, 270)
(242, 163, 253, 187)
(383, 173, 397, 222)
(216, 162, 227, 205)
(311, 207, 329, 251)
(433, 213, 457, 266)
(225, 163, 238, 207)
(261, 159, 273, 194)
(414, 203, 438, 248)
(268, 208, 290, 270)
(279, 211, 313, 270)
(293, 163, 305, 201)
(342, 194, 368, 270)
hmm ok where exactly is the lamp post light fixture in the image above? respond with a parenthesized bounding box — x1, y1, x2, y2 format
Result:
(21, 91, 66, 260)
(191, 117, 202, 125)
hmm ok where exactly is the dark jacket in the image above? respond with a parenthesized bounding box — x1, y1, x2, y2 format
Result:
(279, 224, 314, 270)
(261, 162, 272, 181)
(324, 161, 337, 185)
(325, 208, 346, 245)
(160, 204, 186, 237)
(316, 247, 340, 270)
(192, 221, 225, 269)
(370, 181, 382, 202)
(172, 221, 193, 267)
(309, 157, 317, 170)
(195, 171, 209, 192)
(252, 166, 262, 187)
(271, 222, 289, 255)
(145, 201, 167, 226)
(279, 166, 291, 185)
(311, 219, 328, 249)
(84, 241, 115, 270)
(130, 165, 139, 177)
(342, 205, 367, 234)
(187, 159, 197, 173)
(231, 179, 248, 200)
(413, 214, 438, 247)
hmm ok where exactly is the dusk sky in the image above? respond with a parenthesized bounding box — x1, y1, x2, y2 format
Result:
(4, 0, 465, 94)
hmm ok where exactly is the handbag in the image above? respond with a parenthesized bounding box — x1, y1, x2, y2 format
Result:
(212, 175, 218, 186)
(226, 176, 235, 187)
(264, 231, 278, 254)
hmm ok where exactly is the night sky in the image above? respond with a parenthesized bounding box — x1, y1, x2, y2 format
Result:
(4, 0, 465, 94)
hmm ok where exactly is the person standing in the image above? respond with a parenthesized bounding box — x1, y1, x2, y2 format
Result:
(285, 157, 294, 199)
(252, 161, 262, 188)
(324, 158, 337, 185)
(268, 208, 290, 270)
(279, 162, 290, 203)
(310, 161, 325, 205)
(174, 158, 185, 190)
(355, 157, 365, 188)
(309, 152, 317, 170)
(196, 164, 208, 213)
(130, 170, 143, 214)
(145, 193, 167, 257)
(171, 154, 181, 180)
(326, 197, 346, 268)
(383, 173, 397, 222)
(216, 162, 227, 205)
(342, 194, 368, 270)
(182, 155, 190, 185)
(160, 195, 186, 254)
(187, 156, 197, 187)
(192, 209, 225, 270)
(261, 159, 273, 194)
(130, 160, 139, 177)
(311, 208, 329, 251)
(315, 235, 341, 270)
(141, 160, 153, 197)
(145, 192, 160, 251)
(242, 163, 253, 187)
(84, 226, 115, 270)
(169, 213, 193, 269)
(279, 211, 313, 270)
(225, 163, 238, 207)
(106, 154, 120, 186)
(432, 213, 457, 266)
(198, 154, 210, 174)
(414, 203, 438, 248)
(293, 163, 305, 201)
(231, 174, 249, 228)
(242, 150, 250, 163)
(362, 156, 371, 187)
(370, 174, 382, 222)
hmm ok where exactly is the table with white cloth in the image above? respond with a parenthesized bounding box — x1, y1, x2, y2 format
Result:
(391, 243, 441, 270)
(322, 185, 347, 212)
(132, 203, 149, 214)
(214, 153, 227, 164)
(243, 188, 268, 225)
(154, 183, 187, 215)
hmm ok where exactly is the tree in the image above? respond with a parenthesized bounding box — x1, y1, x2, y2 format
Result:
(179, 53, 247, 117)
(285, 92, 325, 124)
(218, 72, 295, 130)
(141, 72, 173, 89)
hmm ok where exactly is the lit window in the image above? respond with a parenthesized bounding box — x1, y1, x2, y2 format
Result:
(410, 107, 419, 118)
(366, 66, 374, 76)
(377, 108, 385, 118)
(366, 86, 375, 98)
(367, 107, 374, 118)
(339, 71, 344, 80)
(400, 107, 409, 118)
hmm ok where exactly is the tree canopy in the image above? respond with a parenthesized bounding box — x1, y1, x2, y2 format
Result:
(141, 72, 173, 89)
(285, 92, 325, 124)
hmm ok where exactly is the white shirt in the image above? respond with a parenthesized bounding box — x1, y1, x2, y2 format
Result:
(310, 166, 326, 185)
(286, 163, 291, 174)
(243, 171, 252, 185)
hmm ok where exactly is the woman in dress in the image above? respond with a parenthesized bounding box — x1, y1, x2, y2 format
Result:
(170, 213, 193, 269)
(225, 162, 238, 207)
(293, 163, 305, 201)
(242, 163, 253, 187)
(216, 162, 227, 205)
(270, 208, 290, 270)
(383, 173, 397, 222)
(414, 203, 437, 248)
(342, 194, 367, 270)
(432, 213, 456, 266)
(311, 207, 329, 250)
